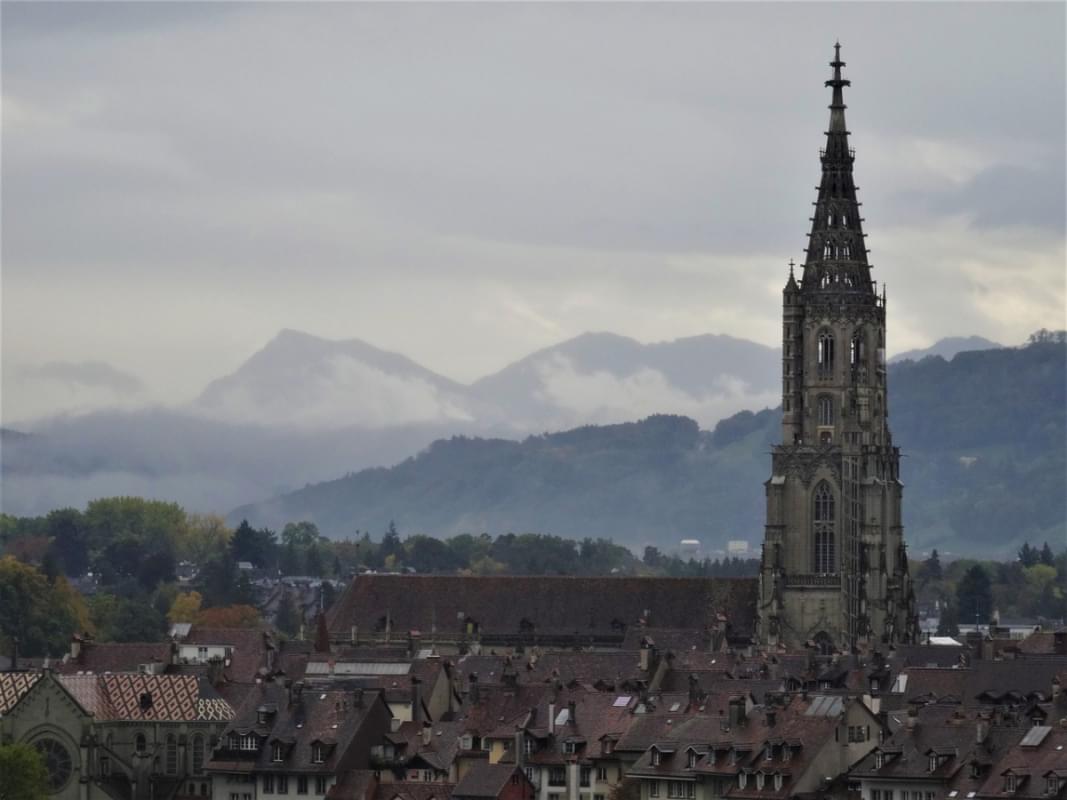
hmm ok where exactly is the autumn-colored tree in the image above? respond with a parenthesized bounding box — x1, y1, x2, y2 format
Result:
(196, 605, 262, 628)
(0, 742, 49, 800)
(178, 515, 232, 565)
(168, 591, 204, 624)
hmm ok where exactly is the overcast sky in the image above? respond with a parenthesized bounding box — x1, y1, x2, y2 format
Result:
(2, 2, 1064, 422)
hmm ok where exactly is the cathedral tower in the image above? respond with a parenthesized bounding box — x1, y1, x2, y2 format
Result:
(758, 45, 918, 651)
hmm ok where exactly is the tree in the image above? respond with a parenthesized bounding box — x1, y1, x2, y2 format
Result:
(380, 522, 402, 562)
(0, 557, 82, 658)
(936, 602, 960, 636)
(1018, 542, 1038, 567)
(196, 605, 261, 628)
(281, 521, 322, 549)
(1039, 542, 1055, 566)
(177, 514, 231, 565)
(643, 546, 664, 569)
(274, 591, 301, 637)
(229, 521, 277, 569)
(167, 592, 203, 624)
(957, 564, 993, 625)
(0, 742, 50, 800)
(922, 549, 943, 582)
(44, 507, 89, 577)
(136, 551, 176, 591)
(304, 545, 324, 577)
(90, 594, 165, 643)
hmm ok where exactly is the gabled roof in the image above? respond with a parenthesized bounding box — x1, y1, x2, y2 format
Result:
(454, 762, 527, 798)
(327, 575, 757, 643)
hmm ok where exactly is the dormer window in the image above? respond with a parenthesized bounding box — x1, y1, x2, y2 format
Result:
(312, 743, 325, 764)
(1006, 774, 1018, 793)
(738, 773, 747, 790)
(272, 742, 284, 762)
(929, 754, 938, 773)
(971, 764, 981, 779)
(651, 749, 661, 767)
(774, 774, 783, 791)
(764, 745, 773, 761)
(524, 739, 534, 755)
(603, 739, 615, 755)
(687, 751, 697, 769)
(1046, 776, 1059, 794)
(460, 735, 473, 751)
(875, 752, 884, 769)
(756, 773, 765, 790)
(563, 741, 576, 755)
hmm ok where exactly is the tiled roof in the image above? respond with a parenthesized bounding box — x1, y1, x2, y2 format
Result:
(182, 626, 274, 683)
(211, 682, 389, 773)
(454, 762, 525, 798)
(327, 575, 757, 643)
(0, 672, 41, 713)
(376, 782, 455, 800)
(57, 641, 172, 675)
(60, 673, 234, 721)
(0, 672, 233, 721)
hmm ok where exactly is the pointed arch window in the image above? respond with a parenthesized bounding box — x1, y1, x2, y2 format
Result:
(818, 396, 834, 426)
(850, 332, 865, 366)
(818, 332, 835, 375)
(813, 482, 836, 574)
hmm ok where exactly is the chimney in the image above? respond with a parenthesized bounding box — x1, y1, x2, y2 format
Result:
(351, 625, 359, 645)
(568, 700, 577, 727)
(976, 718, 988, 745)
(548, 701, 556, 735)
(421, 724, 432, 747)
(688, 673, 700, 709)
(70, 635, 83, 661)
(728, 696, 746, 727)
(639, 640, 650, 672)
(315, 613, 331, 654)
(515, 729, 526, 768)
(906, 706, 918, 731)
(206, 656, 225, 686)
(411, 676, 423, 725)
(468, 672, 479, 704)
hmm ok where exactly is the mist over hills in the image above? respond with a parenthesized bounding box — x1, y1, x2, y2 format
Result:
(231, 339, 1066, 558)
(1, 329, 780, 516)
(889, 335, 1002, 363)
(3, 329, 1049, 558)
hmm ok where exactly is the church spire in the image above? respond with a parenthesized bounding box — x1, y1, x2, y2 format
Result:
(801, 42, 874, 298)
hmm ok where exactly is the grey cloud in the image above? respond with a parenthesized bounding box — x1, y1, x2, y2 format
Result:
(16, 361, 144, 394)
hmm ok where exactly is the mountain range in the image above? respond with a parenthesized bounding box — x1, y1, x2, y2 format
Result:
(229, 338, 1066, 558)
(1, 329, 1020, 542)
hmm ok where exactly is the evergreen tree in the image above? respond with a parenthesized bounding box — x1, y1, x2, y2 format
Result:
(1018, 542, 1038, 567)
(923, 549, 943, 582)
(275, 590, 301, 638)
(956, 565, 993, 625)
(1039, 541, 1055, 566)
(936, 601, 960, 636)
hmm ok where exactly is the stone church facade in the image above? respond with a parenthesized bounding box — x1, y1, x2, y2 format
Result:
(758, 45, 918, 651)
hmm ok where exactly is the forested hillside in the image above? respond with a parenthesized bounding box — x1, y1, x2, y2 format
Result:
(232, 338, 1066, 557)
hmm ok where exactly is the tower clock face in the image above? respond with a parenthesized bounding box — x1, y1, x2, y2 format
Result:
(34, 737, 74, 792)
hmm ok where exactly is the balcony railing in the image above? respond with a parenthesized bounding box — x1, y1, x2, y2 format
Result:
(785, 573, 841, 588)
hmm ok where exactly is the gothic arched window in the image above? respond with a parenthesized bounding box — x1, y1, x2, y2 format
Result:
(850, 332, 865, 365)
(817, 332, 835, 375)
(166, 734, 178, 775)
(813, 482, 836, 574)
